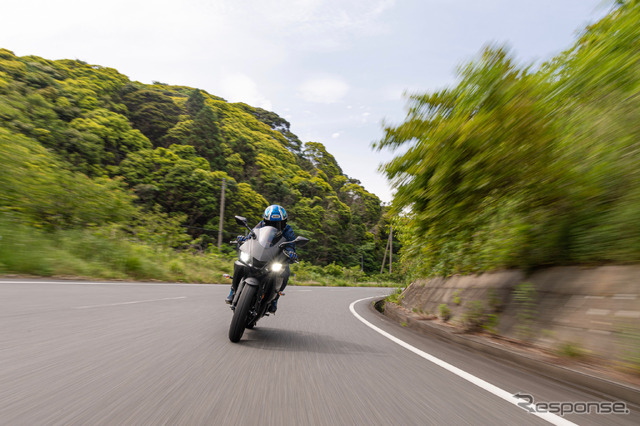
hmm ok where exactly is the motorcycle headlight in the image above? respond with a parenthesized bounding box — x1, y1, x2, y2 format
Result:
(271, 262, 283, 272)
(240, 251, 250, 263)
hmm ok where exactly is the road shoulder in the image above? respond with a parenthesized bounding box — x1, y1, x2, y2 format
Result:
(378, 299, 640, 407)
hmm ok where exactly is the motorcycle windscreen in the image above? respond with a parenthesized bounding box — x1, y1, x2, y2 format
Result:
(245, 226, 281, 266)
(255, 226, 280, 247)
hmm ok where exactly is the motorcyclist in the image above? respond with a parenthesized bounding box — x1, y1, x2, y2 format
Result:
(225, 204, 297, 313)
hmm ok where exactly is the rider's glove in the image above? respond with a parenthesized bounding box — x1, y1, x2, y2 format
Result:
(285, 250, 298, 262)
(237, 235, 247, 244)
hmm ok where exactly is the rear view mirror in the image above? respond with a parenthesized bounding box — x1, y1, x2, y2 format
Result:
(279, 236, 309, 248)
(294, 236, 309, 247)
(235, 215, 253, 234)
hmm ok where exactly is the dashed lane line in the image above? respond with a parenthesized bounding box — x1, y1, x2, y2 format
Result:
(75, 296, 187, 309)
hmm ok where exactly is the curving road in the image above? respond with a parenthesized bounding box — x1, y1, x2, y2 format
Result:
(0, 279, 637, 425)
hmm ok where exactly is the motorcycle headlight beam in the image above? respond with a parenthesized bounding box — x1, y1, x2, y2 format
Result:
(271, 262, 283, 272)
(240, 251, 250, 264)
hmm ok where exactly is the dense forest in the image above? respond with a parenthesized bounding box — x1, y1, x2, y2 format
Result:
(376, 0, 640, 280)
(0, 48, 396, 281)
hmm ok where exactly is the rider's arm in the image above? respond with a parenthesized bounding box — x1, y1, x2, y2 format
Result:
(283, 225, 296, 252)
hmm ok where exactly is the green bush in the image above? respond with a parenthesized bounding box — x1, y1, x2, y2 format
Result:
(556, 342, 587, 359)
(323, 262, 344, 277)
(438, 303, 451, 322)
(385, 287, 404, 305)
(452, 289, 462, 306)
(461, 300, 487, 332)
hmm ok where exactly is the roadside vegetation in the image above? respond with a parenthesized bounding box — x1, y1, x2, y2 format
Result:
(0, 215, 400, 286)
(0, 216, 232, 282)
(376, 1, 640, 280)
(0, 47, 401, 284)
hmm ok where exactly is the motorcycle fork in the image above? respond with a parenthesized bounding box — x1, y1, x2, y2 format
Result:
(251, 284, 267, 316)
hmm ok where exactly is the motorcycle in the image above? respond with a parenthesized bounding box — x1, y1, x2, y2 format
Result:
(227, 215, 309, 343)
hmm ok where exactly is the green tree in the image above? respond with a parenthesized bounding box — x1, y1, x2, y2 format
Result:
(121, 88, 181, 146)
(377, 1, 640, 277)
(186, 89, 205, 117)
(0, 128, 134, 229)
(187, 106, 225, 170)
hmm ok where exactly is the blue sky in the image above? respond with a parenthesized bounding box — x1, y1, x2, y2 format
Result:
(1, 0, 610, 202)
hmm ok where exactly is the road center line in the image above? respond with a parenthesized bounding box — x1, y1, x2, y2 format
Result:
(75, 296, 187, 309)
(349, 297, 576, 426)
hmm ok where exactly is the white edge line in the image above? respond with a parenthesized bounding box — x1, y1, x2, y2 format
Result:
(349, 296, 577, 426)
(75, 296, 187, 309)
(0, 280, 215, 287)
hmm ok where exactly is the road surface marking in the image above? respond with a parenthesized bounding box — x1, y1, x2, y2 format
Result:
(349, 297, 577, 426)
(75, 296, 187, 309)
(1, 280, 215, 287)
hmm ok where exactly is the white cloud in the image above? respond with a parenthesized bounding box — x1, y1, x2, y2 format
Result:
(219, 74, 273, 111)
(332, 132, 340, 139)
(221, 0, 397, 51)
(298, 76, 349, 104)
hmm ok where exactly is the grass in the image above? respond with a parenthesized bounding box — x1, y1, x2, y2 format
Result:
(0, 219, 403, 287)
(461, 300, 487, 332)
(619, 326, 640, 376)
(438, 303, 451, 322)
(385, 287, 405, 304)
(0, 220, 233, 283)
(556, 342, 587, 359)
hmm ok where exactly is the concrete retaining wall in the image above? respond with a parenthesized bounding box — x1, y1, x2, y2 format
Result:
(400, 266, 640, 362)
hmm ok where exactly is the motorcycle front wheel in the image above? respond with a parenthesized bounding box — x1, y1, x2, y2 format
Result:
(228, 284, 257, 342)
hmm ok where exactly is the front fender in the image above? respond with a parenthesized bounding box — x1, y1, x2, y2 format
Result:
(243, 277, 260, 287)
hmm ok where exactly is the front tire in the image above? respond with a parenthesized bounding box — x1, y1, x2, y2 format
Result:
(229, 284, 257, 342)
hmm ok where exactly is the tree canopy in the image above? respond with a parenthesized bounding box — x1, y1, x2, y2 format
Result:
(376, 1, 640, 278)
(0, 47, 391, 271)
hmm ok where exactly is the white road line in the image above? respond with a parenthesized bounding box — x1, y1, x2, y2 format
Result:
(75, 296, 187, 309)
(349, 297, 576, 426)
(0, 280, 215, 287)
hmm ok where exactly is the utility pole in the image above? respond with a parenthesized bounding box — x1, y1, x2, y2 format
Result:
(380, 229, 391, 274)
(217, 178, 226, 250)
(389, 225, 393, 274)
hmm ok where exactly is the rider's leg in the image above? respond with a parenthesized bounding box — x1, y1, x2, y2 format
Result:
(269, 265, 290, 312)
(225, 261, 244, 303)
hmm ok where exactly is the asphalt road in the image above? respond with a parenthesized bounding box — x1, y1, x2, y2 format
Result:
(0, 279, 637, 425)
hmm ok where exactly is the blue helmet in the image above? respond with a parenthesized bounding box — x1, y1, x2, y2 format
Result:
(263, 204, 287, 230)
